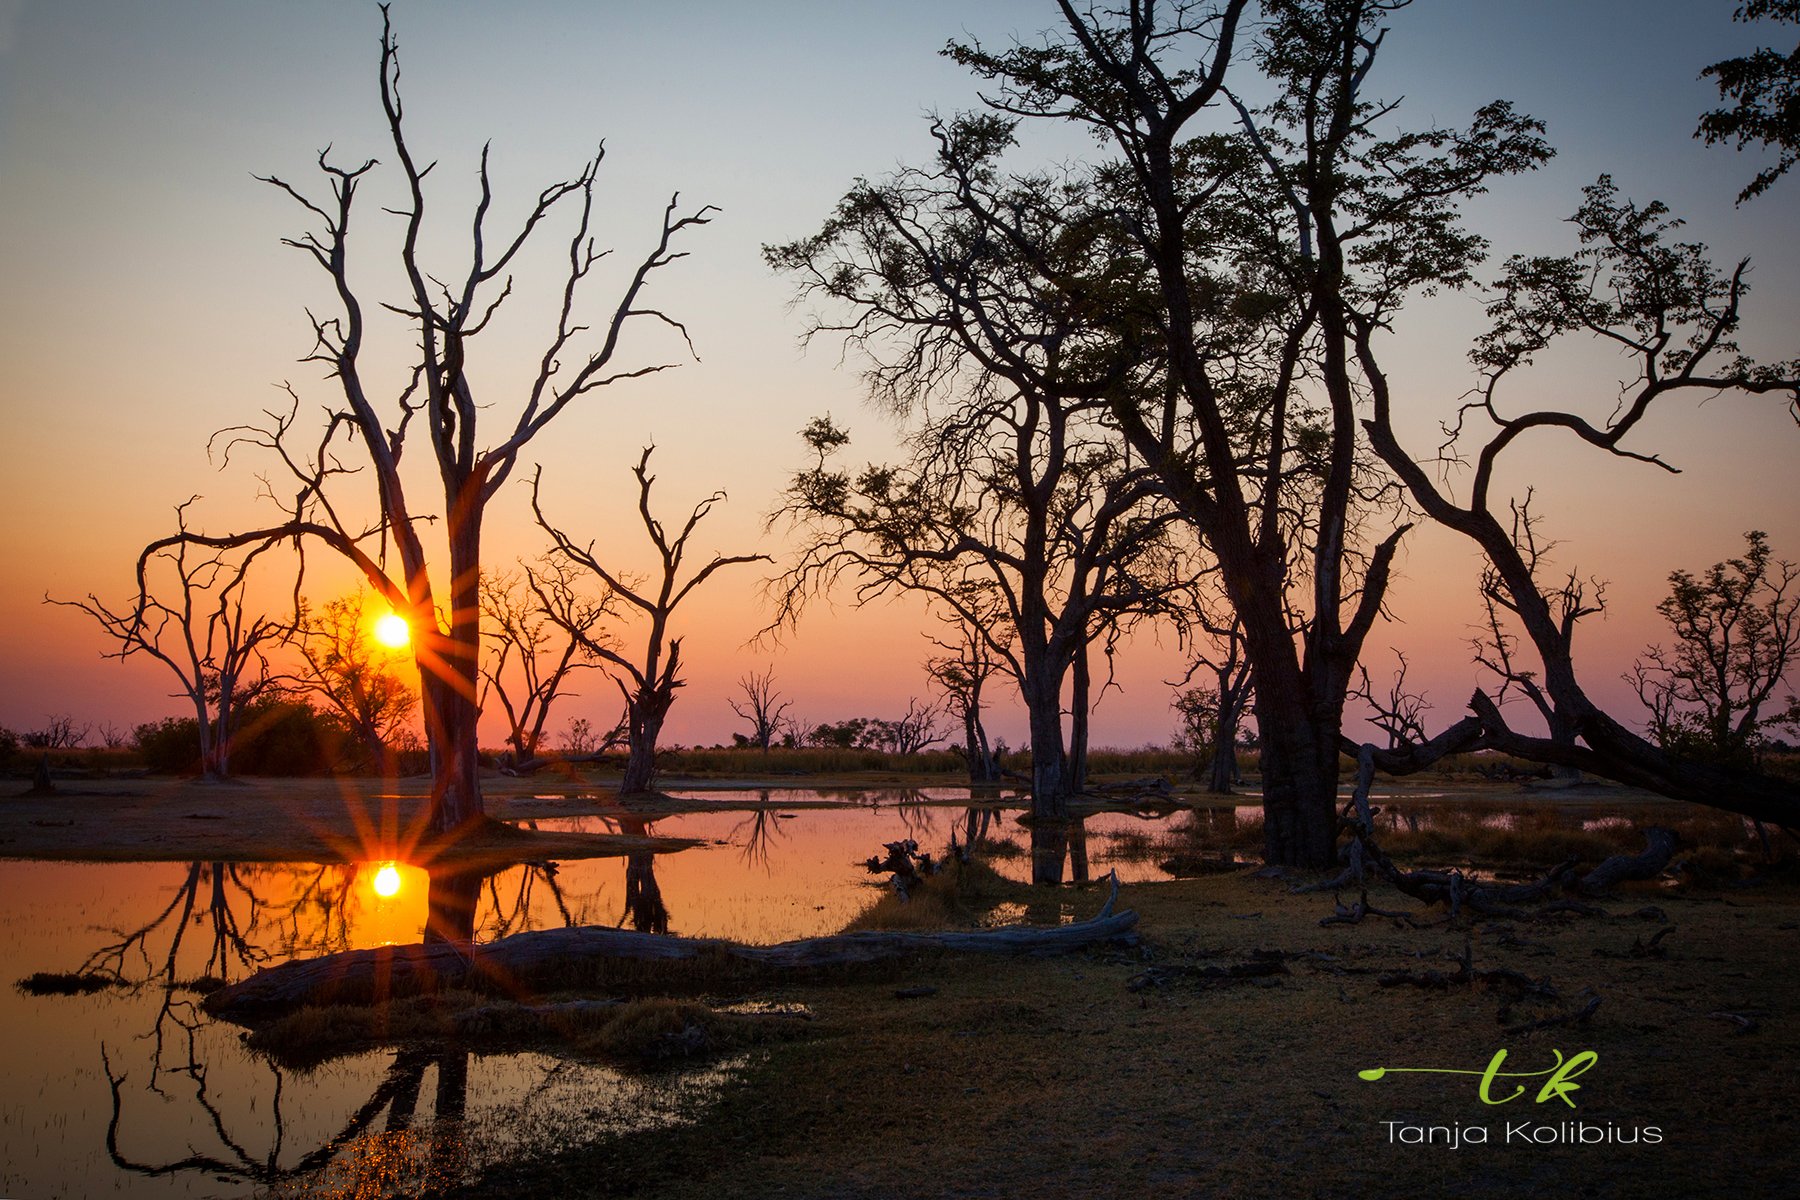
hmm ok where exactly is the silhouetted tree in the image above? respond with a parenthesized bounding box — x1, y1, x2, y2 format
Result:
(767, 403, 1184, 883)
(1170, 592, 1255, 794)
(1467, 494, 1603, 779)
(534, 446, 767, 794)
(479, 563, 608, 768)
(292, 587, 418, 771)
(132, 10, 711, 830)
(1698, 0, 1800, 201)
(1629, 532, 1800, 767)
(730, 666, 794, 753)
(21, 714, 93, 750)
(1365, 181, 1800, 822)
(925, 0, 1554, 867)
(925, 606, 1007, 783)
(53, 500, 287, 779)
(1349, 650, 1431, 753)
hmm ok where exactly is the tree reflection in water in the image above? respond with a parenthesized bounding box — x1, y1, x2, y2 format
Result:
(614, 815, 671, 934)
(81, 859, 600, 1194)
(733, 793, 785, 872)
(101, 1042, 482, 1193)
(75, 862, 271, 1092)
(258, 862, 362, 958)
(484, 861, 581, 936)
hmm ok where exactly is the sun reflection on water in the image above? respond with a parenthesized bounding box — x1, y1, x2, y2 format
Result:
(371, 862, 403, 898)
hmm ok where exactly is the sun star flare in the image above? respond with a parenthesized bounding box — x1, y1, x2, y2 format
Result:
(373, 612, 411, 649)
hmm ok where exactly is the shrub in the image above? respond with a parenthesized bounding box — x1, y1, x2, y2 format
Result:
(133, 717, 202, 774)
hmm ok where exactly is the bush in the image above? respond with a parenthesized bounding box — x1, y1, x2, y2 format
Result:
(132, 700, 340, 776)
(133, 716, 202, 774)
(230, 699, 337, 776)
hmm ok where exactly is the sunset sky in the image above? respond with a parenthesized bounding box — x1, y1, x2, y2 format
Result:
(1, 1, 1795, 752)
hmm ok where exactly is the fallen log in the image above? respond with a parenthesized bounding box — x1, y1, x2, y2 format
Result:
(1576, 826, 1679, 896)
(207, 875, 1138, 1019)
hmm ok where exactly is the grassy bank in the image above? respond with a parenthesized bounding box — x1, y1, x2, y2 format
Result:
(443, 863, 1798, 1199)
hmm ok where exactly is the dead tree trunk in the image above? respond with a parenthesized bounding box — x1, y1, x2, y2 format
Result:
(205, 879, 1137, 1018)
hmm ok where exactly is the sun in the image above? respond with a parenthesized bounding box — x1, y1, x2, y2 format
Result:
(371, 862, 403, 898)
(373, 612, 411, 649)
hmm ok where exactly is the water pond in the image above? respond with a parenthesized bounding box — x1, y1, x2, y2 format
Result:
(0, 786, 1725, 1197)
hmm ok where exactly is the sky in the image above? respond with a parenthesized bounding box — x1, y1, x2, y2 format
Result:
(0, 0, 1795, 752)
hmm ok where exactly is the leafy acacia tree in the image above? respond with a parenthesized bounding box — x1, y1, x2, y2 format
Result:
(934, 0, 1551, 867)
(533, 447, 768, 795)
(1698, 0, 1800, 202)
(773, 408, 1182, 880)
(135, 11, 711, 831)
(1365, 180, 1800, 822)
(291, 587, 418, 772)
(1630, 532, 1800, 766)
(768, 129, 1196, 878)
(54, 501, 287, 780)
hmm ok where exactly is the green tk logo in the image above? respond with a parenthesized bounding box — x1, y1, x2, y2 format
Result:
(1357, 1049, 1599, 1107)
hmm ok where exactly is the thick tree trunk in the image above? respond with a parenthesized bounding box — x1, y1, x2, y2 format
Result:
(1254, 693, 1341, 870)
(1023, 673, 1073, 884)
(620, 687, 671, 796)
(958, 691, 1002, 784)
(1206, 677, 1248, 794)
(195, 696, 228, 781)
(621, 736, 657, 796)
(420, 503, 486, 834)
(1206, 741, 1238, 795)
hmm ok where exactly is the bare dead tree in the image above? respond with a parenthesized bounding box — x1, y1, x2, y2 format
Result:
(533, 446, 768, 794)
(478, 563, 609, 769)
(925, 604, 1007, 783)
(729, 666, 793, 754)
(51, 500, 287, 779)
(22, 714, 94, 751)
(870, 698, 950, 755)
(133, 9, 712, 830)
(1349, 650, 1431, 752)
(1468, 494, 1604, 778)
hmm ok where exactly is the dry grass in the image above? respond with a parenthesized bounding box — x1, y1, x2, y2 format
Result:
(574, 999, 808, 1065)
(454, 865, 1800, 1200)
(15, 971, 122, 996)
(838, 859, 1022, 933)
